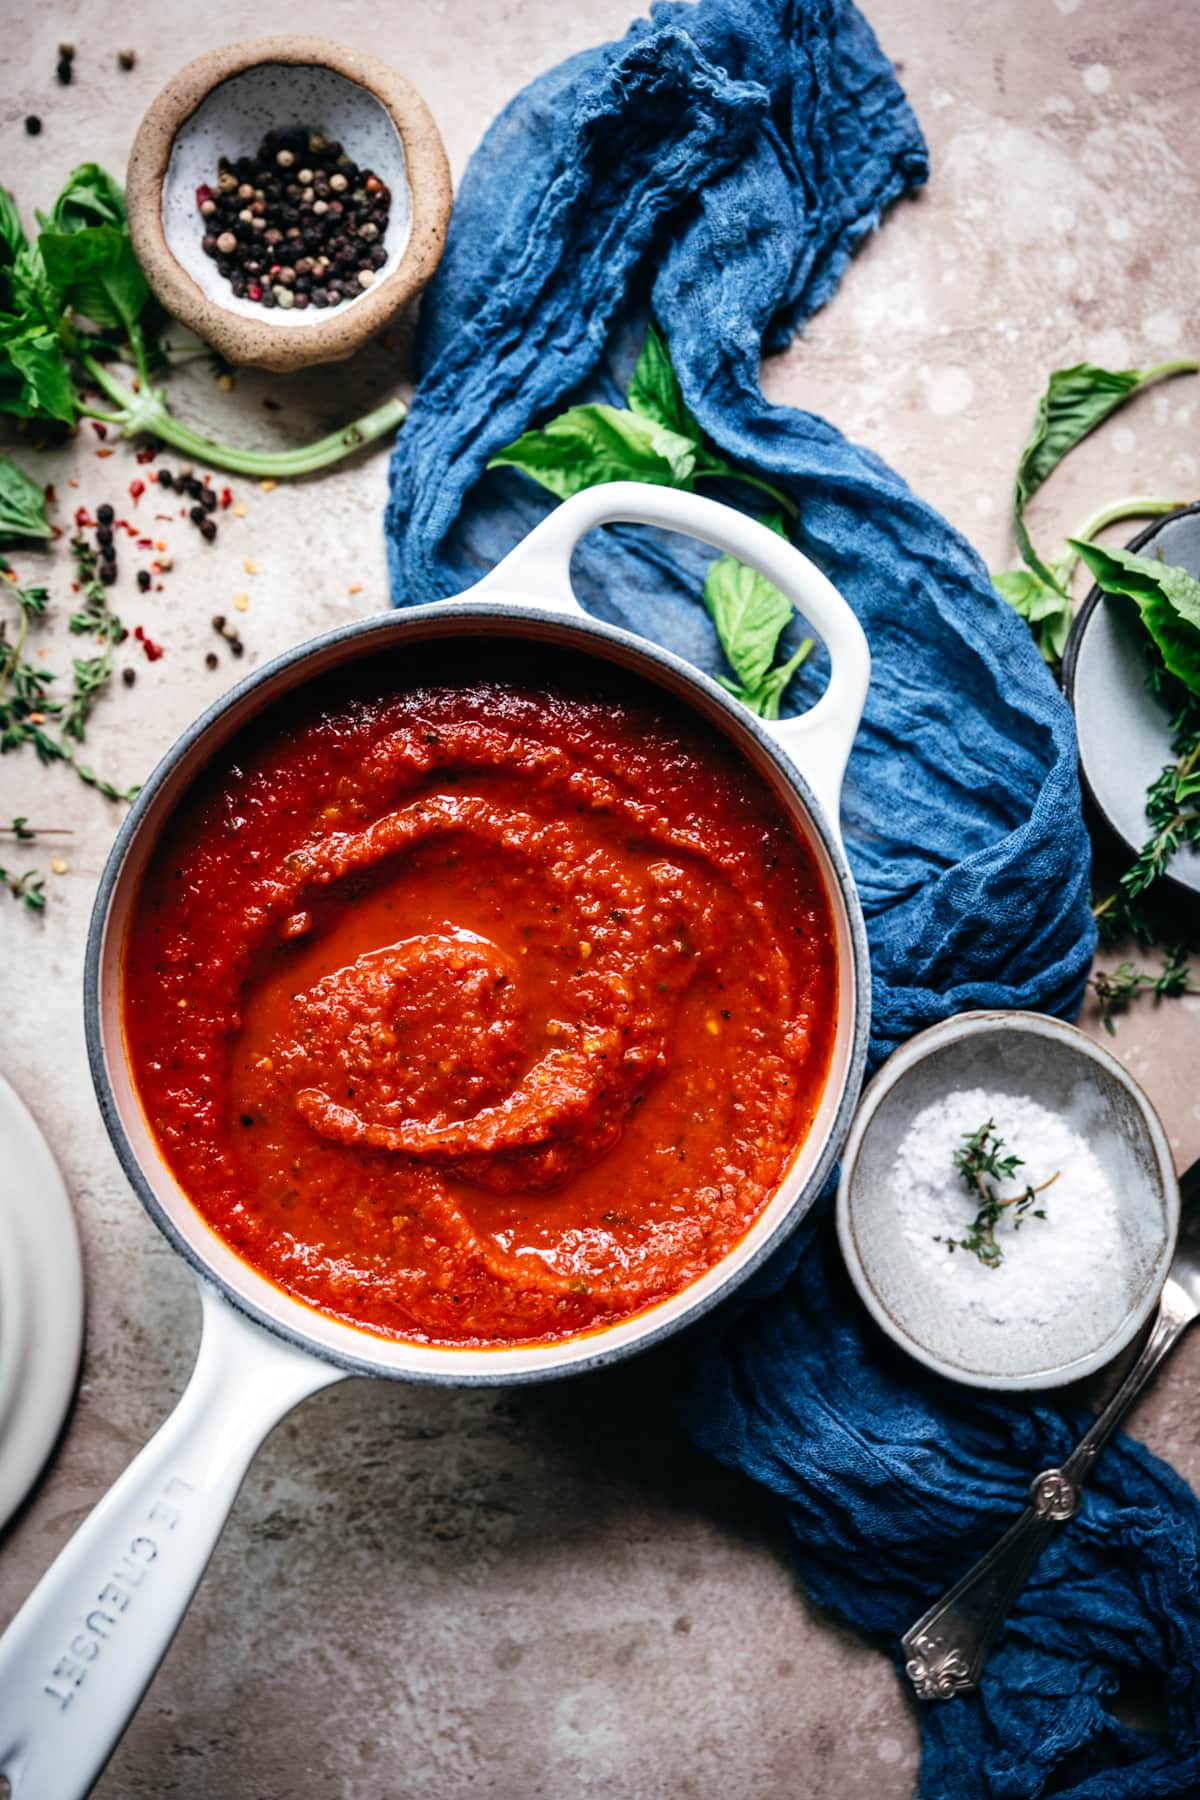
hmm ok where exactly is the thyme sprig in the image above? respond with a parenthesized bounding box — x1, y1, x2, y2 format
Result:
(0, 865, 46, 912)
(936, 1119, 1059, 1269)
(1093, 685, 1200, 943)
(1091, 945, 1199, 1034)
(0, 553, 137, 804)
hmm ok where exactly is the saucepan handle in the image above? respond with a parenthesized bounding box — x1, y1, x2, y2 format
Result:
(0, 1281, 343, 1800)
(471, 481, 870, 832)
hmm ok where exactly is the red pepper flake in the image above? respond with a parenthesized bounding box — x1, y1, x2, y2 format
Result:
(135, 446, 158, 464)
(247, 284, 262, 302)
(91, 421, 108, 439)
(195, 183, 213, 206)
(74, 505, 93, 529)
(96, 448, 114, 458)
(137, 537, 153, 550)
(133, 625, 164, 662)
(129, 479, 146, 504)
(50, 523, 63, 539)
(154, 512, 173, 522)
(219, 487, 233, 509)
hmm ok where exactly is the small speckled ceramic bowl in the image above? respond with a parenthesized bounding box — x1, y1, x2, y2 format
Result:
(126, 36, 452, 372)
(838, 1011, 1179, 1390)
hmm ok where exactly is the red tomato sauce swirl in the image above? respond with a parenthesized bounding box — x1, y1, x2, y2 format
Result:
(122, 648, 838, 1346)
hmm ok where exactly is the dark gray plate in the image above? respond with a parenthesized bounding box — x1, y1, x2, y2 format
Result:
(1062, 504, 1200, 899)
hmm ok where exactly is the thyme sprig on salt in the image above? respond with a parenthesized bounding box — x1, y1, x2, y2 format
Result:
(937, 1119, 1060, 1269)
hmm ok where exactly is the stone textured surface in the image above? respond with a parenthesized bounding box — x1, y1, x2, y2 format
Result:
(0, 2, 1197, 1796)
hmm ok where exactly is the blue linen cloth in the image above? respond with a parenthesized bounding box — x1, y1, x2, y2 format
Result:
(385, 2, 1200, 1792)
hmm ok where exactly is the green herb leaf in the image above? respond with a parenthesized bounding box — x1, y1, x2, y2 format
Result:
(1013, 360, 1198, 583)
(704, 517, 814, 718)
(0, 322, 77, 424)
(0, 456, 51, 542)
(703, 515, 793, 691)
(992, 567, 1074, 665)
(488, 403, 698, 500)
(39, 163, 128, 235)
(40, 225, 148, 339)
(727, 638, 815, 720)
(627, 322, 699, 442)
(1069, 539, 1200, 696)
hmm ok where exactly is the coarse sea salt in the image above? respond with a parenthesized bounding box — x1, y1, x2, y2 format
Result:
(894, 1087, 1121, 1328)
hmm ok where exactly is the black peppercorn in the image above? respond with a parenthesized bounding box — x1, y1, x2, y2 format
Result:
(99, 560, 117, 586)
(205, 651, 219, 670)
(189, 505, 205, 526)
(24, 115, 42, 136)
(56, 54, 73, 86)
(201, 486, 217, 512)
(97, 503, 115, 526)
(118, 49, 136, 71)
(200, 519, 217, 542)
(137, 569, 152, 592)
(195, 127, 392, 313)
(122, 667, 136, 687)
(158, 470, 174, 490)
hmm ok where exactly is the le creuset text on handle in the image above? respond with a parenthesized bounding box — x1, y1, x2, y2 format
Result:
(469, 481, 870, 834)
(0, 1283, 341, 1800)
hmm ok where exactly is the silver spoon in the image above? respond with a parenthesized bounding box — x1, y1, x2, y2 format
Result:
(902, 1156, 1200, 1700)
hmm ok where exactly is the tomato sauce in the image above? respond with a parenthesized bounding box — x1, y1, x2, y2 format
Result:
(123, 645, 838, 1347)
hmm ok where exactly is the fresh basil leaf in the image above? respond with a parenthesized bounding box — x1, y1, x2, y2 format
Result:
(1070, 538, 1200, 697)
(488, 404, 698, 500)
(703, 515, 793, 691)
(39, 225, 148, 338)
(992, 567, 1074, 665)
(0, 188, 27, 266)
(38, 163, 127, 235)
(723, 637, 815, 720)
(0, 456, 52, 541)
(1014, 361, 1197, 583)
(627, 323, 698, 442)
(0, 326, 77, 423)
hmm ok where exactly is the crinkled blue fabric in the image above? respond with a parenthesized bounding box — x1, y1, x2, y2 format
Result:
(385, 2, 1200, 1793)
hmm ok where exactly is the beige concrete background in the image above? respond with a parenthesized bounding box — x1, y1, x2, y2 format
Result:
(1, 2, 1198, 1796)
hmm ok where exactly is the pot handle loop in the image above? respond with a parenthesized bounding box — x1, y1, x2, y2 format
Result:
(471, 482, 869, 831)
(0, 1281, 343, 1800)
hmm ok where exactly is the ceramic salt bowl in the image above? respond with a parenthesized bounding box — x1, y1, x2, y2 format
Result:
(837, 1011, 1179, 1390)
(1062, 503, 1200, 901)
(126, 36, 452, 372)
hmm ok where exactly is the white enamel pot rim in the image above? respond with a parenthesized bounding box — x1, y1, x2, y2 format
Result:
(0, 483, 871, 1800)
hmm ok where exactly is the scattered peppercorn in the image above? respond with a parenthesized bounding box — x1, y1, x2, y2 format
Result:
(118, 49, 136, 70)
(122, 667, 136, 687)
(96, 503, 114, 526)
(137, 569, 151, 592)
(56, 47, 74, 85)
(205, 651, 219, 670)
(25, 116, 42, 137)
(199, 518, 217, 543)
(195, 125, 391, 313)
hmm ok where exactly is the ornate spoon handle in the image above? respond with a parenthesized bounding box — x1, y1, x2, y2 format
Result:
(901, 1282, 1196, 1699)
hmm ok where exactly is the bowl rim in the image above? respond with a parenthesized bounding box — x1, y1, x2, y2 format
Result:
(125, 33, 452, 371)
(1060, 500, 1200, 901)
(836, 1008, 1180, 1391)
(85, 599, 873, 1386)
